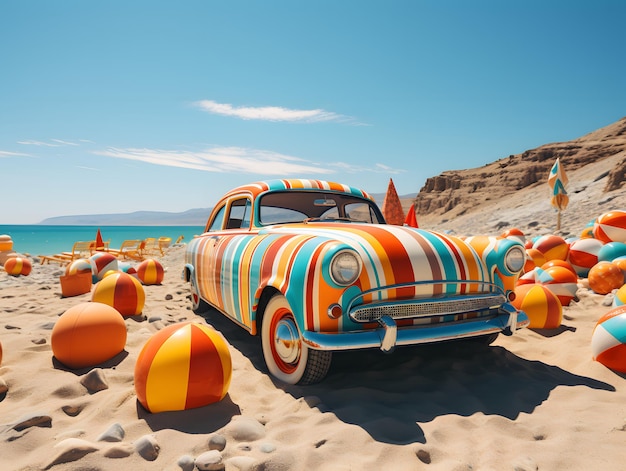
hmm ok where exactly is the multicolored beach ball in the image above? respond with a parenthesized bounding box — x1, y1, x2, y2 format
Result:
(65, 258, 92, 276)
(524, 248, 546, 273)
(512, 284, 562, 329)
(134, 322, 232, 413)
(613, 285, 626, 307)
(597, 242, 626, 263)
(92, 272, 145, 316)
(89, 252, 119, 283)
(567, 238, 604, 277)
(501, 228, 526, 246)
(593, 210, 626, 244)
(3, 257, 32, 276)
(532, 235, 569, 262)
(51, 302, 127, 369)
(591, 306, 626, 373)
(136, 259, 164, 285)
(588, 261, 624, 295)
(538, 265, 579, 306)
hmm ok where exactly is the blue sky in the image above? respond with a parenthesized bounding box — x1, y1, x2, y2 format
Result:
(1, 1, 625, 224)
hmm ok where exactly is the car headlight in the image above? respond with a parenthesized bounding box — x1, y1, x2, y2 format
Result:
(330, 250, 362, 286)
(504, 246, 526, 273)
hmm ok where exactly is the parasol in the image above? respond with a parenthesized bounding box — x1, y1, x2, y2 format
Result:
(548, 158, 569, 230)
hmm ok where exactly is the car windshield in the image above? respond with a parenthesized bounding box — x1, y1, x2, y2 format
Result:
(258, 191, 385, 225)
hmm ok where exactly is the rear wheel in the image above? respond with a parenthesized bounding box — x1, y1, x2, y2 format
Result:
(190, 275, 210, 314)
(261, 294, 332, 385)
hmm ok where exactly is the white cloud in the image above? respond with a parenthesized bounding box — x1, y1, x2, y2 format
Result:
(193, 100, 357, 123)
(0, 150, 30, 157)
(93, 146, 335, 175)
(18, 139, 81, 147)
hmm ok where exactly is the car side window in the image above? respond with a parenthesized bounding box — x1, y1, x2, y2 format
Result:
(226, 198, 252, 229)
(208, 205, 226, 232)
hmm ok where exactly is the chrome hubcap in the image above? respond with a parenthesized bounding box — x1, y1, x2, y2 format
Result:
(274, 318, 300, 364)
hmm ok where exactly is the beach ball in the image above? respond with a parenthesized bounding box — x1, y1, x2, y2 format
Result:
(524, 248, 546, 273)
(501, 228, 526, 246)
(89, 252, 119, 283)
(541, 260, 578, 279)
(65, 258, 92, 276)
(512, 284, 562, 329)
(51, 302, 127, 369)
(588, 261, 624, 295)
(134, 322, 232, 413)
(117, 261, 137, 276)
(612, 256, 626, 282)
(593, 210, 626, 244)
(517, 267, 542, 286)
(591, 306, 626, 373)
(598, 242, 626, 263)
(533, 235, 569, 262)
(136, 259, 164, 285)
(3, 257, 32, 276)
(568, 238, 604, 277)
(92, 272, 145, 316)
(538, 265, 579, 306)
(613, 285, 626, 307)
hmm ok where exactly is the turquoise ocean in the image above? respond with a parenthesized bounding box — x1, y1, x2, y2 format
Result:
(0, 225, 205, 257)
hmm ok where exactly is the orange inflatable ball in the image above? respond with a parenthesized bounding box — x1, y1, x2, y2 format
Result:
(134, 322, 232, 413)
(51, 302, 127, 369)
(532, 235, 569, 262)
(512, 284, 562, 329)
(65, 258, 92, 276)
(501, 228, 526, 246)
(593, 210, 626, 244)
(591, 306, 626, 373)
(524, 248, 546, 273)
(541, 260, 578, 279)
(3, 257, 32, 276)
(92, 272, 145, 316)
(588, 261, 624, 295)
(539, 265, 579, 306)
(136, 259, 164, 285)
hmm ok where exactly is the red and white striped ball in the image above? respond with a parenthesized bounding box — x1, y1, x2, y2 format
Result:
(613, 285, 626, 307)
(65, 258, 92, 276)
(134, 322, 232, 413)
(51, 302, 127, 369)
(136, 259, 164, 285)
(567, 238, 604, 277)
(591, 306, 626, 373)
(538, 265, 579, 306)
(89, 252, 119, 282)
(524, 248, 546, 273)
(512, 284, 562, 329)
(593, 210, 626, 244)
(588, 261, 624, 295)
(92, 272, 145, 316)
(532, 235, 569, 262)
(541, 260, 578, 279)
(3, 257, 32, 276)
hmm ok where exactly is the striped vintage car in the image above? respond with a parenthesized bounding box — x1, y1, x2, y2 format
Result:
(183, 179, 529, 384)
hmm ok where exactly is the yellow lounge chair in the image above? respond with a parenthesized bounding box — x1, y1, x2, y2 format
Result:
(141, 237, 161, 257)
(40, 240, 95, 265)
(108, 239, 145, 261)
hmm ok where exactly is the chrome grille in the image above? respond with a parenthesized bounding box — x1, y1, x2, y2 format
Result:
(350, 294, 507, 323)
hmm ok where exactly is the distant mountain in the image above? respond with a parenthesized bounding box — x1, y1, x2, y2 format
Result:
(39, 208, 212, 226)
(38, 194, 417, 226)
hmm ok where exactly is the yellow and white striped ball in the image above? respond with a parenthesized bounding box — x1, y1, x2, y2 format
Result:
(512, 284, 562, 329)
(134, 322, 232, 413)
(92, 272, 145, 316)
(592, 306, 626, 373)
(136, 259, 164, 285)
(594, 210, 626, 244)
(4, 257, 32, 276)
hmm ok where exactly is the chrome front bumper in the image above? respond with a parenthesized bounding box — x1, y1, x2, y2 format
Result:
(301, 303, 529, 353)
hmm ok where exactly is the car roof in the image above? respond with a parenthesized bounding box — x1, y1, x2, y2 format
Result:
(222, 179, 375, 201)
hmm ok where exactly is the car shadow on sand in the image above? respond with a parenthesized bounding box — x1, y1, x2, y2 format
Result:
(201, 308, 615, 445)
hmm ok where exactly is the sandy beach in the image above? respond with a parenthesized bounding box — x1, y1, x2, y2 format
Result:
(2, 196, 626, 470)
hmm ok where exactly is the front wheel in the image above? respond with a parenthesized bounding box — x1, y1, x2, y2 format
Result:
(190, 274, 210, 314)
(261, 294, 332, 385)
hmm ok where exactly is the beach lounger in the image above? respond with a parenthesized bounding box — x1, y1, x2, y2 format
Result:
(108, 239, 145, 261)
(40, 240, 96, 265)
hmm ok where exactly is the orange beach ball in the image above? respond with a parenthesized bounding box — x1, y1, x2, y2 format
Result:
(92, 272, 145, 316)
(51, 302, 127, 369)
(3, 257, 32, 276)
(588, 261, 624, 295)
(512, 284, 562, 329)
(136, 259, 164, 285)
(134, 322, 232, 413)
